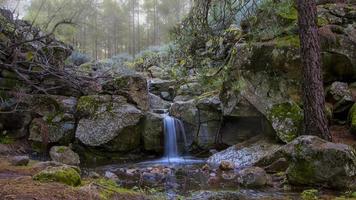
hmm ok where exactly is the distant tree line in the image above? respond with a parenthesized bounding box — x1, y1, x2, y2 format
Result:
(12, 0, 191, 59)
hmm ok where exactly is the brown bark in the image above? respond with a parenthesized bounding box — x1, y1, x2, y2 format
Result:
(297, 0, 332, 141)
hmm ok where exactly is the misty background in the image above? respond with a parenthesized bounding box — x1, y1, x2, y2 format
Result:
(1, 0, 192, 59)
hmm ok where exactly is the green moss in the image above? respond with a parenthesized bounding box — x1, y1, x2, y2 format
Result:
(96, 178, 137, 200)
(268, 102, 303, 143)
(0, 135, 14, 144)
(275, 35, 300, 48)
(56, 146, 66, 153)
(33, 166, 81, 186)
(349, 103, 356, 135)
(276, 0, 298, 21)
(301, 189, 319, 200)
(77, 96, 99, 115)
(288, 160, 316, 185)
(318, 17, 329, 27)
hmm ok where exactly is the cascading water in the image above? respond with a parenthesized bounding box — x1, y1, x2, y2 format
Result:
(162, 114, 189, 163)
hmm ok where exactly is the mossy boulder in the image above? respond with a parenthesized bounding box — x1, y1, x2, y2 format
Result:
(260, 136, 356, 189)
(33, 165, 81, 186)
(75, 95, 143, 152)
(267, 102, 303, 143)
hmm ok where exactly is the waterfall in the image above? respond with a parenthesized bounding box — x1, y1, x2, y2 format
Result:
(163, 114, 188, 161)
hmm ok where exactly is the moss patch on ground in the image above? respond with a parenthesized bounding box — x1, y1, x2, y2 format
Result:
(33, 166, 81, 186)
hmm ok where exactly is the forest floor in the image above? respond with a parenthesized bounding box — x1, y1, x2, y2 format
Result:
(0, 158, 148, 200)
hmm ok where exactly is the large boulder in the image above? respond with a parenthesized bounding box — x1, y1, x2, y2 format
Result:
(259, 136, 356, 189)
(207, 138, 281, 168)
(75, 95, 144, 152)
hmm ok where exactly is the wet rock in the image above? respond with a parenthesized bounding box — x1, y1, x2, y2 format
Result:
(49, 146, 80, 166)
(237, 167, 268, 188)
(207, 176, 221, 187)
(10, 156, 29, 166)
(33, 165, 81, 186)
(219, 160, 235, 171)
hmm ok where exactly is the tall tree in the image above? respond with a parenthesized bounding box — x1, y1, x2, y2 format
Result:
(297, 0, 331, 141)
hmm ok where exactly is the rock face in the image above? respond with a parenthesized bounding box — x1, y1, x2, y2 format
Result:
(75, 95, 143, 151)
(49, 146, 80, 166)
(220, 2, 356, 143)
(259, 136, 356, 189)
(103, 74, 149, 111)
(207, 138, 280, 168)
(170, 95, 223, 150)
(142, 112, 164, 153)
(28, 95, 77, 145)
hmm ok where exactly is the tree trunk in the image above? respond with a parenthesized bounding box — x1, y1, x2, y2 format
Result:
(297, 0, 331, 141)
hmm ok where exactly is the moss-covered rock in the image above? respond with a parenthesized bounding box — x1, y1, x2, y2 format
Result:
(33, 165, 81, 186)
(267, 102, 303, 143)
(75, 95, 143, 152)
(349, 103, 356, 135)
(301, 189, 319, 200)
(281, 136, 356, 189)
